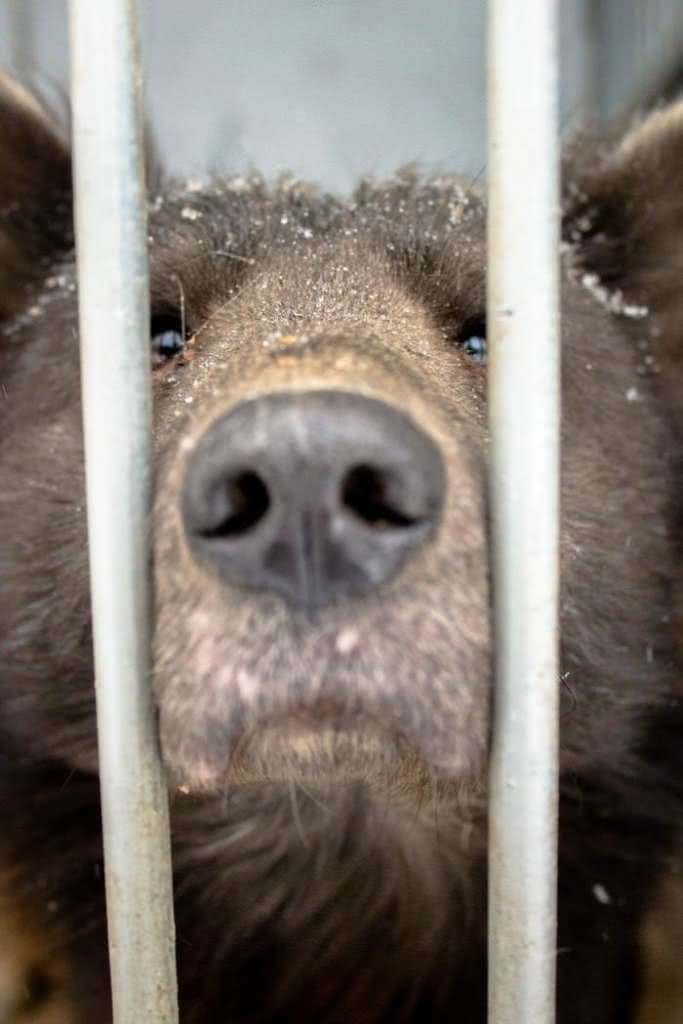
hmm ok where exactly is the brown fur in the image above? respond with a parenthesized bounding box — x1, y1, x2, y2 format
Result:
(636, 866, 683, 1024)
(0, 877, 72, 1024)
(0, 70, 681, 1022)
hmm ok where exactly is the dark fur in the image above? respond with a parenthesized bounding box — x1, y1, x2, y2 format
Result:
(0, 72, 681, 1022)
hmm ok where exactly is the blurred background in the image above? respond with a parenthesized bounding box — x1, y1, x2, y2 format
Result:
(1, 0, 682, 193)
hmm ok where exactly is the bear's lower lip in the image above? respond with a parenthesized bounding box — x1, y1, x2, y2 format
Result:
(227, 716, 430, 792)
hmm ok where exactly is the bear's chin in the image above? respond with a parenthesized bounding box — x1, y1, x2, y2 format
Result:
(230, 718, 432, 792)
(168, 715, 438, 803)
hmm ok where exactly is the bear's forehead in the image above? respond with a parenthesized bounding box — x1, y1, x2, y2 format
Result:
(146, 174, 487, 316)
(151, 171, 484, 226)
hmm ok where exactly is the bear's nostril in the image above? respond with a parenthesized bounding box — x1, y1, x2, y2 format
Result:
(203, 471, 271, 538)
(341, 464, 419, 529)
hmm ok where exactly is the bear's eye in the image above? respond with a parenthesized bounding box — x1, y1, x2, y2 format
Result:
(459, 318, 487, 364)
(151, 314, 186, 366)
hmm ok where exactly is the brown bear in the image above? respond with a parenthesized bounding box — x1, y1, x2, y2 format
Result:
(0, 70, 681, 1023)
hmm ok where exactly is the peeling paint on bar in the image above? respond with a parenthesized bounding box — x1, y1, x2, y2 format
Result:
(487, 2, 561, 1023)
(69, 2, 179, 1022)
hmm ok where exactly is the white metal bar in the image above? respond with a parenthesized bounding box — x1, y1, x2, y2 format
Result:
(69, 2, 179, 1022)
(486, 2, 561, 1023)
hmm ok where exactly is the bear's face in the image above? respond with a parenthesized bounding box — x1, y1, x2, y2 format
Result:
(0, 74, 681, 819)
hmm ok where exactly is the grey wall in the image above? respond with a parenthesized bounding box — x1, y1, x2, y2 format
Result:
(599, 0, 683, 115)
(0, 1, 681, 194)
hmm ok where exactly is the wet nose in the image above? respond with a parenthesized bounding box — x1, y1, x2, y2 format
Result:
(182, 390, 445, 613)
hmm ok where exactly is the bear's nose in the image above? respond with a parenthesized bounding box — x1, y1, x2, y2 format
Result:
(182, 390, 445, 614)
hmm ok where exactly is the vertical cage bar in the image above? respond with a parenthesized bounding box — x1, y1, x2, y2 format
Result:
(69, 2, 179, 1022)
(486, 2, 561, 1024)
